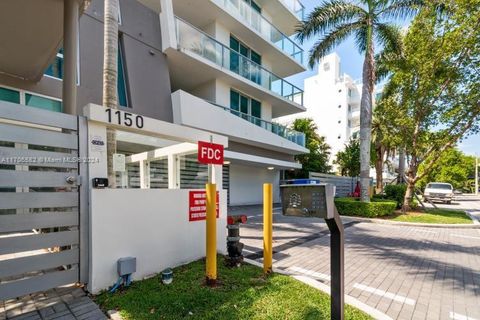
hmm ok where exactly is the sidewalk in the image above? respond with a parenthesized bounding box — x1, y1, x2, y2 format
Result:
(1, 286, 106, 320)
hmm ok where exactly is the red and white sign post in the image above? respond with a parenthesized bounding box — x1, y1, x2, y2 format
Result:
(198, 138, 224, 286)
(197, 141, 224, 165)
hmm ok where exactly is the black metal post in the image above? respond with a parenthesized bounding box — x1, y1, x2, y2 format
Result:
(325, 208, 344, 320)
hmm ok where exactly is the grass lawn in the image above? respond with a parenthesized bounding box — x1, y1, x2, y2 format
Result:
(96, 256, 372, 320)
(384, 208, 472, 224)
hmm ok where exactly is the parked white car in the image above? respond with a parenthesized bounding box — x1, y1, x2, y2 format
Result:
(424, 182, 454, 204)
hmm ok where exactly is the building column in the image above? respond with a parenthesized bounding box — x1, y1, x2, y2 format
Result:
(63, 0, 80, 115)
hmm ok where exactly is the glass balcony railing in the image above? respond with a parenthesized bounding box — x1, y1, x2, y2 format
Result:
(279, 0, 305, 20)
(212, 0, 303, 65)
(175, 17, 304, 105)
(206, 100, 306, 147)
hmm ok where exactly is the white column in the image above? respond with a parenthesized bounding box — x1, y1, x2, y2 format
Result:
(167, 154, 179, 189)
(139, 160, 150, 189)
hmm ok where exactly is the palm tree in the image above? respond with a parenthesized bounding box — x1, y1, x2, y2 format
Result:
(296, 0, 423, 202)
(103, 0, 119, 188)
(371, 115, 397, 193)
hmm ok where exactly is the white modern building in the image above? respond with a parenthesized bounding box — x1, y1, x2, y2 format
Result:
(156, 0, 309, 205)
(279, 53, 362, 161)
(280, 53, 382, 162)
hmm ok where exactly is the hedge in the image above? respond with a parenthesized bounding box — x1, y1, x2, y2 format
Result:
(334, 197, 397, 218)
(384, 184, 407, 209)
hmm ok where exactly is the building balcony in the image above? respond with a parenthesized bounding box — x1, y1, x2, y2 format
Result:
(172, 90, 308, 155)
(279, 0, 305, 20)
(170, 0, 305, 76)
(0, 0, 88, 82)
(211, 0, 304, 67)
(167, 17, 305, 117)
(207, 100, 305, 147)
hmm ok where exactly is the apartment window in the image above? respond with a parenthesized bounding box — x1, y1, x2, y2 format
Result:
(44, 49, 64, 80)
(230, 36, 262, 85)
(118, 36, 129, 108)
(249, 0, 261, 13)
(0, 86, 62, 112)
(25, 94, 62, 112)
(230, 89, 262, 126)
(0, 87, 20, 104)
(348, 88, 352, 97)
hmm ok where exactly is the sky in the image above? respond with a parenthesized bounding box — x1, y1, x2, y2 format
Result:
(286, 0, 480, 157)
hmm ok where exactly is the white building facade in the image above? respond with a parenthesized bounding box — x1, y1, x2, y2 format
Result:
(157, 0, 309, 205)
(299, 53, 362, 162)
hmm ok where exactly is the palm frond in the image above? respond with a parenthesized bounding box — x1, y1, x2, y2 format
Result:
(307, 21, 363, 68)
(296, 0, 366, 44)
(379, 0, 424, 20)
(354, 25, 368, 54)
(375, 23, 403, 53)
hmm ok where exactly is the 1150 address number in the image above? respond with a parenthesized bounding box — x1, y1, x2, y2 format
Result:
(105, 109, 144, 129)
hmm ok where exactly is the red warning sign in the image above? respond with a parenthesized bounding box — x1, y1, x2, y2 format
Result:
(189, 190, 219, 221)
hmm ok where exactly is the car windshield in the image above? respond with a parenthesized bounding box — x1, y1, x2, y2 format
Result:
(426, 183, 452, 190)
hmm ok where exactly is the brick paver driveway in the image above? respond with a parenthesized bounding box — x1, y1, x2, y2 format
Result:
(229, 196, 480, 320)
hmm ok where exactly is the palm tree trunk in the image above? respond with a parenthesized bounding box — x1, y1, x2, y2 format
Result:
(359, 31, 375, 202)
(103, 0, 119, 188)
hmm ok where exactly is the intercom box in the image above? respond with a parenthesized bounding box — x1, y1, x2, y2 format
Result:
(280, 184, 336, 219)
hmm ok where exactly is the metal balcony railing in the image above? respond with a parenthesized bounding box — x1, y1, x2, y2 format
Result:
(206, 100, 306, 147)
(213, 0, 303, 64)
(279, 0, 305, 20)
(175, 17, 304, 105)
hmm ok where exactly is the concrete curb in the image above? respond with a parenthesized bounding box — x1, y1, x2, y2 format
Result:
(340, 216, 480, 229)
(244, 258, 393, 320)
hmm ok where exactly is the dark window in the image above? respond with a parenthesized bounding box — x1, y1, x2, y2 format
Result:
(0, 87, 20, 104)
(118, 36, 129, 107)
(230, 35, 262, 85)
(44, 49, 64, 79)
(250, 0, 261, 13)
(230, 89, 262, 125)
(25, 94, 62, 112)
(230, 90, 240, 116)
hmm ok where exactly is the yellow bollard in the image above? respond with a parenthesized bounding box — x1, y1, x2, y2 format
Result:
(263, 183, 273, 274)
(206, 183, 217, 285)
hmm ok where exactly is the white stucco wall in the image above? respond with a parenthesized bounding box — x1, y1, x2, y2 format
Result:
(229, 164, 280, 205)
(88, 189, 227, 294)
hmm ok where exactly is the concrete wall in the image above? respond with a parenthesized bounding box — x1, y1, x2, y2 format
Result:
(89, 189, 228, 294)
(0, 0, 173, 121)
(229, 164, 280, 205)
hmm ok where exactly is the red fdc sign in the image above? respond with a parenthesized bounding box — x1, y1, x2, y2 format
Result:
(198, 141, 224, 165)
(189, 191, 219, 222)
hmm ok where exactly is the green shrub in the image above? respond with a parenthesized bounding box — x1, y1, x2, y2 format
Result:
(334, 197, 397, 218)
(384, 184, 407, 208)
